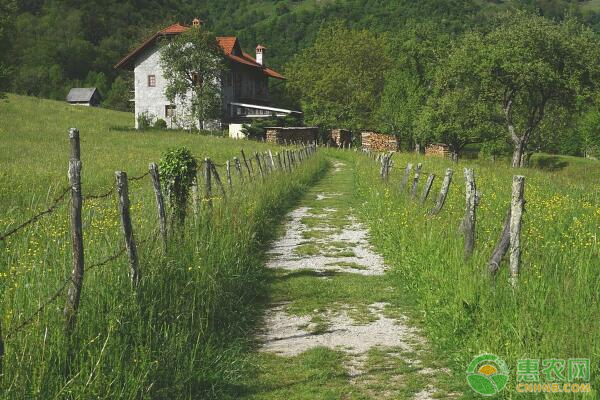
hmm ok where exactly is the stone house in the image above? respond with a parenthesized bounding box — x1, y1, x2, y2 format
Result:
(115, 18, 300, 129)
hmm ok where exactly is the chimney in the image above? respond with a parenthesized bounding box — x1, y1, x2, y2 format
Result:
(192, 18, 202, 28)
(256, 44, 266, 66)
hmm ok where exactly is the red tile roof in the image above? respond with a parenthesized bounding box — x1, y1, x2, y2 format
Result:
(115, 24, 285, 80)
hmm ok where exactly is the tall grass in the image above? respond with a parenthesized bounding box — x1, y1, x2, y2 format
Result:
(0, 94, 328, 398)
(353, 151, 599, 398)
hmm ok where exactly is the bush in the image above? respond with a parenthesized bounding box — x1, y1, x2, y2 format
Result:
(158, 147, 198, 227)
(137, 111, 153, 130)
(154, 118, 167, 129)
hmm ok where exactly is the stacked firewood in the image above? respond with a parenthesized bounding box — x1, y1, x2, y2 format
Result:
(361, 131, 399, 152)
(425, 143, 451, 158)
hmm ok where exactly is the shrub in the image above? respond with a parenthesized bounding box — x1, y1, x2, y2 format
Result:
(137, 111, 153, 130)
(158, 147, 198, 227)
(154, 118, 167, 129)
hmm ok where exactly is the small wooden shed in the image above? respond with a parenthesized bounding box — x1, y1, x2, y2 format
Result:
(265, 127, 319, 144)
(361, 132, 399, 152)
(66, 88, 102, 107)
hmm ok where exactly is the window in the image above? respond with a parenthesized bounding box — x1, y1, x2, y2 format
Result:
(148, 75, 156, 87)
(192, 72, 203, 87)
(165, 105, 175, 118)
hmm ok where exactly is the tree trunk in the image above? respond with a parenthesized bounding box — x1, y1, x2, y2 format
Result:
(511, 138, 525, 168)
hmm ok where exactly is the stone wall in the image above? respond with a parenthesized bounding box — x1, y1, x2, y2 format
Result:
(361, 132, 399, 152)
(266, 127, 319, 144)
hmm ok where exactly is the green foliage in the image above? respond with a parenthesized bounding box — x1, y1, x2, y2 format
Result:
(285, 21, 390, 130)
(377, 21, 449, 148)
(158, 147, 198, 226)
(439, 12, 600, 166)
(153, 118, 167, 130)
(159, 27, 225, 130)
(241, 114, 302, 139)
(102, 75, 132, 112)
(136, 111, 153, 130)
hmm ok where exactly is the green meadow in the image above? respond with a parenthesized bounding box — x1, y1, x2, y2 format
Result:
(0, 94, 327, 398)
(1, 94, 599, 398)
(353, 150, 600, 398)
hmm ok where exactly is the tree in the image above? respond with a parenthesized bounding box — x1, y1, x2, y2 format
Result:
(159, 26, 225, 130)
(0, 0, 16, 98)
(448, 12, 600, 167)
(377, 21, 450, 149)
(103, 75, 132, 112)
(285, 22, 390, 131)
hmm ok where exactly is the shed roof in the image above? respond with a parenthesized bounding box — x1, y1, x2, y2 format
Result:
(66, 87, 100, 102)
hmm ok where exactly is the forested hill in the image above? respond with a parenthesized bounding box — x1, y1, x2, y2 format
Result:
(3, 0, 600, 109)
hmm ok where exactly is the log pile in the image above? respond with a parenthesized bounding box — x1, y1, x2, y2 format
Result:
(361, 131, 399, 152)
(265, 127, 319, 144)
(331, 129, 352, 147)
(425, 143, 451, 158)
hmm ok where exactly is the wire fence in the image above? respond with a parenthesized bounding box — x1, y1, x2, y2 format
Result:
(0, 128, 318, 365)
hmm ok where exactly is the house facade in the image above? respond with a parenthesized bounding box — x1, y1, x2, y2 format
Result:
(115, 19, 299, 129)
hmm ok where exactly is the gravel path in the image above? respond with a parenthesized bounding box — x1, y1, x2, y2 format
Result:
(255, 160, 452, 399)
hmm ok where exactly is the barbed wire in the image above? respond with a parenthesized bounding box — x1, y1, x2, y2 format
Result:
(3, 230, 159, 340)
(0, 187, 70, 242)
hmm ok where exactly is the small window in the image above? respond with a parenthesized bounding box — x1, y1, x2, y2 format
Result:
(165, 105, 175, 118)
(148, 75, 156, 87)
(192, 72, 203, 87)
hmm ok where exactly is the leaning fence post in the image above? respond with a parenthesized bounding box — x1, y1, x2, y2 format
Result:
(240, 149, 252, 179)
(276, 152, 283, 170)
(400, 163, 413, 190)
(410, 163, 422, 198)
(210, 161, 227, 199)
(420, 174, 435, 205)
(268, 150, 276, 170)
(204, 158, 212, 209)
(115, 171, 140, 287)
(148, 163, 167, 253)
(64, 128, 84, 335)
(462, 168, 476, 258)
(429, 168, 453, 215)
(509, 176, 525, 286)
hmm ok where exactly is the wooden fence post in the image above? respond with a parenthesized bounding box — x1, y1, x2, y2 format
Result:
(226, 160, 232, 188)
(0, 319, 4, 380)
(115, 171, 140, 287)
(268, 150, 276, 170)
(462, 168, 476, 258)
(233, 157, 244, 183)
(148, 163, 167, 253)
(410, 163, 422, 198)
(210, 161, 227, 199)
(204, 158, 212, 209)
(276, 152, 283, 170)
(191, 175, 199, 219)
(420, 174, 435, 205)
(240, 149, 252, 179)
(64, 128, 84, 335)
(429, 168, 453, 215)
(509, 175, 525, 286)
(488, 210, 511, 276)
(400, 163, 413, 190)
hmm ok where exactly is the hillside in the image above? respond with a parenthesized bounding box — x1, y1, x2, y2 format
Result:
(0, 94, 278, 212)
(3, 0, 600, 109)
